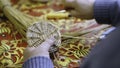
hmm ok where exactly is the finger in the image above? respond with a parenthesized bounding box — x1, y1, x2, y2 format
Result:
(37, 37, 55, 49)
(25, 46, 35, 50)
(44, 37, 55, 46)
(69, 10, 91, 19)
(69, 10, 80, 17)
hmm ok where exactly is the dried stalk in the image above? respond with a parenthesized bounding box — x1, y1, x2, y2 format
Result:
(0, 0, 39, 38)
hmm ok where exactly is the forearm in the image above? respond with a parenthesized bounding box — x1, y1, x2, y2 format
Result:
(23, 56, 54, 68)
(94, 0, 120, 26)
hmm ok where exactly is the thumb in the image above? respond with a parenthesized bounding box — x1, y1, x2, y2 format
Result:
(70, 10, 80, 17)
(69, 10, 84, 18)
(70, 10, 93, 19)
(37, 37, 55, 50)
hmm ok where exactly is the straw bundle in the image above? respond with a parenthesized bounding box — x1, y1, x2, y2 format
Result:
(0, 0, 39, 38)
(0, 0, 61, 48)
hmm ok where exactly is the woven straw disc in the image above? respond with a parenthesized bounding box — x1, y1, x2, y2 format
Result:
(26, 21, 61, 52)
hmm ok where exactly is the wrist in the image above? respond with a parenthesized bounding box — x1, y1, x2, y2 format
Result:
(31, 51, 50, 58)
(24, 51, 50, 61)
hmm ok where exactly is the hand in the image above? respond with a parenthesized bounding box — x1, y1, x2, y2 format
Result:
(23, 37, 55, 61)
(61, 0, 95, 19)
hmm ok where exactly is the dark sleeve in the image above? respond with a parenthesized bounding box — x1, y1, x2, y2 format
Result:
(22, 56, 54, 68)
(94, 0, 120, 26)
(80, 0, 120, 68)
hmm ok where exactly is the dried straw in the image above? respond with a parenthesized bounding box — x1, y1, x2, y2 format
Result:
(0, 0, 39, 38)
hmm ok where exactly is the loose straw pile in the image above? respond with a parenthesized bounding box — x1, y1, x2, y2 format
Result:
(0, 0, 39, 38)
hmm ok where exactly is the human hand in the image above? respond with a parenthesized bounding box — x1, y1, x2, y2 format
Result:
(61, 0, 95, 19)
(30, 0, 49, 2)
(23, 37, 55, 61)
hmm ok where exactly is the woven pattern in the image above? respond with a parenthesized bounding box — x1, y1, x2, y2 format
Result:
(26, 21, 61, 52)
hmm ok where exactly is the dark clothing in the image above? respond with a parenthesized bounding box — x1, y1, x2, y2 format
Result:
(23, 56, 54, 68)
(81, 0, 120, 68)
